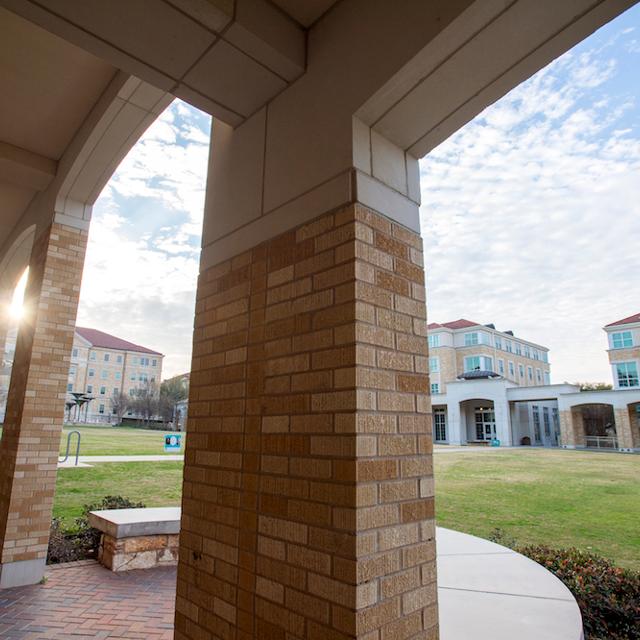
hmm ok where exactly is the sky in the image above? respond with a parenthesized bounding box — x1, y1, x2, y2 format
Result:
(77, 6, 640, 382)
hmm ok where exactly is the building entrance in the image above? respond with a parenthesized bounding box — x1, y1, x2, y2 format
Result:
(474, 408, 496, 441)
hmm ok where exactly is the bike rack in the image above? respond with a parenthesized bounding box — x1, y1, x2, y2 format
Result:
(59, 430, 81, 466)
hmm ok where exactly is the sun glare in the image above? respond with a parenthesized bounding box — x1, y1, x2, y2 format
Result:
(9, 268, 29, 320)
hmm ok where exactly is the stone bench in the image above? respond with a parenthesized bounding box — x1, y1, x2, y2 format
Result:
(88, 507, 180, 571)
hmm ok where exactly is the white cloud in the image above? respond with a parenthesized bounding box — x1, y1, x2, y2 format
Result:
(420, 37, 640, 384)
(77, 100, 211, 378)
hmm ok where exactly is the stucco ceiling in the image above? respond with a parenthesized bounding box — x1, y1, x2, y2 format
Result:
(0, 8, 116, 161)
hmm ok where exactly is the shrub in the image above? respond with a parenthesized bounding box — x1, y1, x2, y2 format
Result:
(487, 530, 639, 640)
(517, 545, 640, 640)
(47, 495, 145, 564)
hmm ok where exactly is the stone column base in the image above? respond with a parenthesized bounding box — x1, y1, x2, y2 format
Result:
(0, 557, 46, 588)
(99, 533, 179, 571)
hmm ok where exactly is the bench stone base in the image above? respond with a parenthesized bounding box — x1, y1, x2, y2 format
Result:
(98, 533, 179, 572)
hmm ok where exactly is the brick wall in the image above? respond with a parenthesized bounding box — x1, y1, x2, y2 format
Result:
(0, 222, 88, 565)
(176, 203, 437, 639)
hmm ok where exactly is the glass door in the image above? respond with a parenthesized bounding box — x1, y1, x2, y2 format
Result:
(474, 408, 496, 441)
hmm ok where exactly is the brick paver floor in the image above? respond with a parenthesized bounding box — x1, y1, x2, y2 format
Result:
(0, 560, 176, 639)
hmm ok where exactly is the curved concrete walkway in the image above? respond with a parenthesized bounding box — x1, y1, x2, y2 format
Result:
(438, 528, 583, 640)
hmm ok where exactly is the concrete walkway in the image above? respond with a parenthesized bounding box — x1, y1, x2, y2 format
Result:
(58, 455, 184, 468)
(57, 447, 521, 467)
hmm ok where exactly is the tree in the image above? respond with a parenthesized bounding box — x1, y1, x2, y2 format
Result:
(576, 382, 613, 391)
(130, 379, 159, 426)
(158, 376, 189, 427)
(110, 389, 129, 426)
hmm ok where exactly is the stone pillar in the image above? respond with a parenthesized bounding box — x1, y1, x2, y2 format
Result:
(176, 203, 436, 639)
(614, 405, 639, 451)
(0, 221, 88, 588)
(494, 399, 512, 446)
(446, 402, 462, 445)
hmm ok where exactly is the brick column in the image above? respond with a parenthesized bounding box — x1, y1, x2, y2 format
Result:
(559, 408, 585, 448)
(0, 221, 88, 588)
(176, 203, 436, 639)
(614, 406, 639, 450)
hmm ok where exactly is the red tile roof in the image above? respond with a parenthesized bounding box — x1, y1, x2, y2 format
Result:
(605, 313, 640, 328)
(428, 318, 480, 330)
(75, 327, 163, 356)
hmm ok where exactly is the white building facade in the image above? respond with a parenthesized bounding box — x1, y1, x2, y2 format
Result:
(428, 318, 640, 451)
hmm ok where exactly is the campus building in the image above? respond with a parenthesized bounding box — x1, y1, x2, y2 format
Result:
(428, 317, 640, 452)
(605, 312, 640, 390)
(68, 327, 164, 422)
(0, 327, 163, 423)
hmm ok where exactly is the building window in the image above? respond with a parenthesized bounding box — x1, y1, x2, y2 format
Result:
(100, 386, 106, 395)
(616, 362, 639, 388)
(544, 371, 550, 385)
(117, 355, 123, 363)
(498, 359, 504, 374)
(430, 383, 440, 394)
(434, 409, 447, 442)
(508, 361, 515, 376)
(524, 345, 530, 358)
(113, 388, 118, 396)
(130, 373, 136, 381)
(532, 406, 541, 444)
(90, 352, 96, 361)
(429, 357, 440, 373)
(104, 353, 110, 362)
(72, 348, 78, 358)
(99, 404, 105, 414)
(88, 369, 95, 378)
(527, 366, 533, 381)
(533, 349, 539, 361)
(515, 343, 522, 356)
(612, 331, 633, 349)
(536, 368, 542, 383)
(67, 383, 73, 392)
(542, 352, 548, 364)
(464, 355, 493, 372)
(505, 340, 513, 353)
(464, 332, 479, 346)
(428, 334, 440, 348)
(152, 359, 157, 367)
(115, 372, 121, 380)
(552, 408, 560, 439)
(101, 370, 108, 379)
(129, 389, 135, 397)
(495, 336, 502, 350)
(543, 406, 551, 437)
(69, 365, 76, 376)
(87, 385, 93, 394)
(518, 364, 524, 378)
(132, 357, 138, 365)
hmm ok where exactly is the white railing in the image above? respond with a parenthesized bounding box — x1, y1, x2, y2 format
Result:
(585, 435, 618, 449)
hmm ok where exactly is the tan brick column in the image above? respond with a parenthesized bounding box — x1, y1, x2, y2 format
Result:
(176, 203, 436, 639)
(559, 408, 585, 448)
(0, 221, 88, 588)
(614, 405, 639, 450)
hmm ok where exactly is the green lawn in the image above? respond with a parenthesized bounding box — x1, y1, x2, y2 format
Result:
(52, 448, 640, 570)
(59, 424, 185, 456)
(54, 462, 184, 526)
(434, 449, 639, 570)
